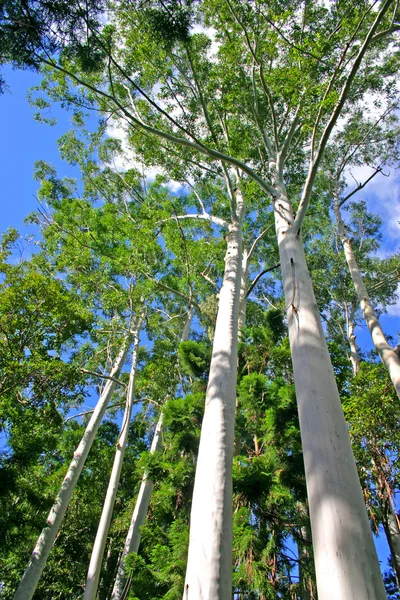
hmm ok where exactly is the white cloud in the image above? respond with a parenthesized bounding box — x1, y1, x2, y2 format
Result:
(191, 24, 220, 61)
(106, 119, 185, 195)
(343, 165, 400, 248)
(384, 283, 400, 317)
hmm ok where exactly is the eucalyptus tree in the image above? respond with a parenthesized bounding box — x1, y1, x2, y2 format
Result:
(11, 160, 151, 600)
(12, 132, 225, 599)
(111, 306, 194, 600)
(3, 1, 400, 597)
(12, 329, 133, 600)
(344, 362, 400, 594)
(83, 311, 144, 600)
(306, 193, 399, 376)
(314, 108, 400, 392)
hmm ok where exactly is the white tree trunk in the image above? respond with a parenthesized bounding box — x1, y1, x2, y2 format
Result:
(375, 462, 400, 590)
(238, 247, 248, 336)
(297, 504, 316, 600)
(183, 191, 244, 600)
(347, 318, 360, 376)
(110, 412, 163, 600)
(273, 177, 386, 600)
(13, 340, 131, 600)
(334, 197, 400, 398)
(84, 321, 142, 600)
(111, 307, 194, 600)
(383, 493, 400, 589)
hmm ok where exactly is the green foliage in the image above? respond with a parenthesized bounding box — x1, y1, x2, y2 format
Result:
(178, 340, 211, 379)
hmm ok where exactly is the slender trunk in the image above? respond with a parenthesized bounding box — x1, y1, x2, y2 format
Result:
(374, 457, 400, 589)
(347, 317, 360, 376)
(13, 340, 130, 600)
(273, 173, 386, 600)
(238, 247, 248, 336)
(182, 305, 194, 342)
(382, 495, 400, 589)
(84, 321, 142, 600)
(111, 413, 163, 600)
(183, 190, 244, 600)
(111, 307, 194, 600)
(297, 505, 316, 600)
(334, 194, 400, 398)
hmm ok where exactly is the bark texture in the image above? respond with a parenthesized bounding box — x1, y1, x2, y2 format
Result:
(13, 340, 130, 600)
(84, 322, 142, 600)
(273, 170, 386, 600)
(334, 195, 400, 398)
(183, 190, 244, 600)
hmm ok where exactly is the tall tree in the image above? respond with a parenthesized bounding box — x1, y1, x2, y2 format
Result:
(2, 1, 400, 597)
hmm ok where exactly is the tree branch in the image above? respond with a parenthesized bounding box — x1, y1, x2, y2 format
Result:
(247, 264, 281, 297)
(338, 166, 383, 207)
(247, 225, 274, 261)
(293, 0, 394, 234)
(161, 213, 229, 228)
(41, 58, 277, 197)
(80, 369, 127, 387)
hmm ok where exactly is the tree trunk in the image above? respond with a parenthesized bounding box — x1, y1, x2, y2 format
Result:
(238, 247, 248, 336)
(334, 194, 400, 398)
(84, 321, 142, 600)
(297, 504, 317, 600)
(347, 318, 360, 376)
(383, 495, 400, 589)
(273, 176, 386, 600)
(111, 413, 163, 600)
(183, 190, 244, 600)
(13, 339, 131, 600)
(111, 308, 194, 600)
(374, 459, 400, 590)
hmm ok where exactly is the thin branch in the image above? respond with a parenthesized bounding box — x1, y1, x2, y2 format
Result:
(41, 58, 277, 197)
(64, 400, 129, 424)
(279, 106, 301, 170)
(142, 273, 201, 311)
(80, 369, 127, 387)
(248, 225, 274, 260)
(161, 213, 228, 228)
(247, 263, 280, 297)
(371, 22, 400, 42)
(224, 0, 277, 151)
(310, 3, 375, 159)
(293, 0, 394, 234)
(199, 269, 220, 292)
(339, 166, 383, 207)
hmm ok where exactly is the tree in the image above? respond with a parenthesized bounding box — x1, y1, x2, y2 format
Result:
(2, 1, 400, 597)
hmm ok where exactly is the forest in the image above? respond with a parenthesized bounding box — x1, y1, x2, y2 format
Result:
(1, 1, 400, 599)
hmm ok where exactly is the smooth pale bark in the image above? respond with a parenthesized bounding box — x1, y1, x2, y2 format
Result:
(111, 308, 194, 600)
(373, 457, 400, 589)
(13, 340, 130, 600)
(238, 247, 248, 335)
(347, 318, 360, 376)
(334, 196, 400, 399)
(272, 169, 386, 600)
(111, 412, 163, 600)
(297, 505, 316, 600)
(84, 322, 142, 600)
(382, 493, 400, 589)
(183, 191, 244, 600)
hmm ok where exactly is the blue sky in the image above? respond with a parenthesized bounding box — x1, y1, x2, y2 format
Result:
(1, 64, 399, 576)
(1, 66, 86, 240)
